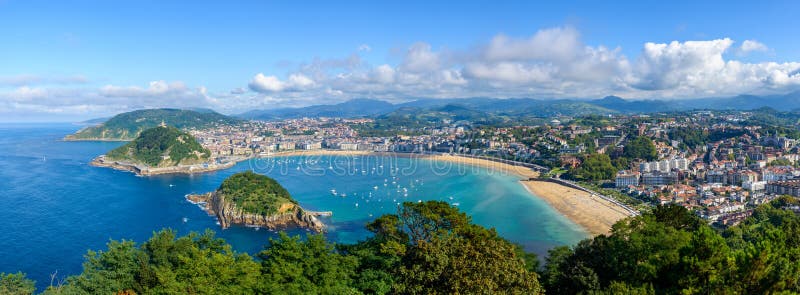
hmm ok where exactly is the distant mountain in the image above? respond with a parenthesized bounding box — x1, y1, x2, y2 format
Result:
(235, 91, 800, 121)
(78, 117, 110, 126)
(65, 108, 240, 141)
(104, 126, 211, 167)
(238, 99, 396, 120)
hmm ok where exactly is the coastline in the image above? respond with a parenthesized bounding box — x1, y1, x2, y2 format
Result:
(89, 148, 631, 234)
(413, 153, 628, 235)
(520, 180, 629, 235)
(90, 155, 240, 176)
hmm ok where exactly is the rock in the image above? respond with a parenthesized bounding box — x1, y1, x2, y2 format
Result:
(186, 192, 327, 232)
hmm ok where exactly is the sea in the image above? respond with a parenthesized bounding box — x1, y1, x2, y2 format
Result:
(0, 123, 587, 290)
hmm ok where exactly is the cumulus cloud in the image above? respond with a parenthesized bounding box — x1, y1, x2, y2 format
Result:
(6, 26, 800, 119)
(240, 28, 800, 102)
(248, 73, 316, 93)
(0, 80, 217, 118)
(741, 40, 768, 53)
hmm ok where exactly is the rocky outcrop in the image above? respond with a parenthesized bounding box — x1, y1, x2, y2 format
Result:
(186, 192, 328, 232)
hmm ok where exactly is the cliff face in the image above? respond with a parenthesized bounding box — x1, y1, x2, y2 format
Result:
(187, 192, 327, 232)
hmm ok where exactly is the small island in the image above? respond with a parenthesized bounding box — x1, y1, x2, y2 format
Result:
(186, 171, 329, 232)
(91, 125, 235, 176)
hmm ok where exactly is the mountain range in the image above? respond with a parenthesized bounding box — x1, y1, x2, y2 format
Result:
(235, 91, 800, 120)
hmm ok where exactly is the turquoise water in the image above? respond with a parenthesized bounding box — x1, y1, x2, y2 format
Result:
(0, 123, 587, 290)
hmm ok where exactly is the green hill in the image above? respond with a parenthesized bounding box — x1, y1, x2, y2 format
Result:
(105, 126, 211, 167)
(65, 108, 239, 141)
(217, 171, 298, 216)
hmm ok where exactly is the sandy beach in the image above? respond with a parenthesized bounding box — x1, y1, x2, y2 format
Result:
(423, 154, 540, 179)
(521, 180, 629, 235)
(425, 154, 629, 235)
(253, 150, 630, 235)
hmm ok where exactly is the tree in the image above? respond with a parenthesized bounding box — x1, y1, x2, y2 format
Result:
(0, 272, 35, 295)
(623, 136, 657, 161)
(389, 201, 543, 294)
(258, 233, 359, 294)
(571, 154, 616, 181)
(50, 229, 261, 294)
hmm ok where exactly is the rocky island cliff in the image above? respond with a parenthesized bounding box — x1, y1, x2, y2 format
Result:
(186, 171, 329, 232)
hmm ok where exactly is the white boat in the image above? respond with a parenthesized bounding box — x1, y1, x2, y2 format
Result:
(452, 202, 460, 206)
(182, 217, 188, 223)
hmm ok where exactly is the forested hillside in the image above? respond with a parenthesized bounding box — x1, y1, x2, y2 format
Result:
(105, 126, 210, 167)
(65, 109, 239, 140)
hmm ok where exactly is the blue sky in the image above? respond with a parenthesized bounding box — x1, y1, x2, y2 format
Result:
(1, 1, 800, 121)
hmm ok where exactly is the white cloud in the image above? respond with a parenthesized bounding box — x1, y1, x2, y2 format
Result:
(741, 40, 768, 53)
(357, 44, 372, 52)
(400, 43, 441, 73)
(248, 73, 316, 93)
(237, 30, 800, 104)
(0, 74, 88, 87)
(6, 26, 800, 119)
(485, 27, 582, 62)
(249, 74, 286, 92)
(0, 80, 216, 118)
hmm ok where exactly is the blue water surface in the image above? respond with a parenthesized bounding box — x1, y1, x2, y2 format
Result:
(0, 123, 587, 290)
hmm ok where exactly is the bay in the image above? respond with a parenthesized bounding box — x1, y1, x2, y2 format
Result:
(0, 123, 587, 290)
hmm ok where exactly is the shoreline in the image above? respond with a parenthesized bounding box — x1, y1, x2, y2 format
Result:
(89, 148, 631, 234)
(259, 151, 627, 235)
(520, 180, 629, 235)
(90, 155, 240, 176)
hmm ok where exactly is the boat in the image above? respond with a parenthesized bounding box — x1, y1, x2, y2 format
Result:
(452, 202, 460, 206)
(373, 186, 379, 190)
(182, 217, 188, 223)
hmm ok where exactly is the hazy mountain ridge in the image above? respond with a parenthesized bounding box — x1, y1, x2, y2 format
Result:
(237, 92, 800, 121)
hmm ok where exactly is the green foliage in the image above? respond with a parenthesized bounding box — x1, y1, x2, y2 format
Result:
(0, 272, 35, 295)
(21, 200, 800, 294)
(258, 233, 359, 294)
(768, 158, 793, 167)
(374, 201, 543, 294)
(32, 201, 542, 295)
(46, 229, 260, 294)
(571, 153, 616, 181)
(542, 200, 800, 294)
(623, 136, 657, 161)
(106, 126, 210, 167)
(66, 108, 240, 140)
(217, 171, 297, 216)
